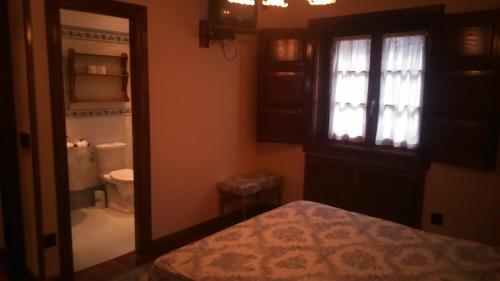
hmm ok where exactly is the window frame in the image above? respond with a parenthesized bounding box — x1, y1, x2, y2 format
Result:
(305, 6, 443, 169)
(327, 31, 428, 149)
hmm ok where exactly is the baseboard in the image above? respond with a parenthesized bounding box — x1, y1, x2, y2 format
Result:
(150, 204, 274, 256)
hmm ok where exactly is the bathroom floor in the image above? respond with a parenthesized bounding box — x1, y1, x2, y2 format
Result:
(71, 208, 135, 271)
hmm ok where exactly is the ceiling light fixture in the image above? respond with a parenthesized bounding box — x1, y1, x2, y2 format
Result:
(227, 0, 256, 5)
(308, 0, 336, 5)
(227, 0, 336, 7)
(262, 0, 289, 8)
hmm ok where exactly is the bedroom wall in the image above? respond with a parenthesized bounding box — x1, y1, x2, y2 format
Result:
(256, 0, 500, 247)
(117, 0, 261, 239)
(257, 0, 500, 27)
(19, 0, 261, 277)
(11, 0, 500, 278)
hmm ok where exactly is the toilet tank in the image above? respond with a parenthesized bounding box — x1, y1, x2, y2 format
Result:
(95, 142, 127, 175)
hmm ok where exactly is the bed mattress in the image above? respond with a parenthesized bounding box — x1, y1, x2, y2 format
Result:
(149, 201, 500, 281)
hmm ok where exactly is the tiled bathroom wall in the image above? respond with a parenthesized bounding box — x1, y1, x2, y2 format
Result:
(66, 115, 133, 189)
(62, 10, 132, 209)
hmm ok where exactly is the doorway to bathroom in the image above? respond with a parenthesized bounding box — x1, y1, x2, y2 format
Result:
(63, 8, 136, 271)
(45, 0, 151, 279)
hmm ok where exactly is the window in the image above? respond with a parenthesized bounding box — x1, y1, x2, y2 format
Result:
(376, 35, 425, 148)
(329, 37, 371, 142)
(328, 33, 426, 149)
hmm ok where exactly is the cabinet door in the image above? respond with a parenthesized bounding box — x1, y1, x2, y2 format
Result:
(263, 71, 305, 105)
(260, 108, 304, 144)
(442, 17, 495, 70)
(358, 167, 423, 228)
(258, 29, 310, 144)
(304, 155, 357, 211)
(430, 118, 493, 168)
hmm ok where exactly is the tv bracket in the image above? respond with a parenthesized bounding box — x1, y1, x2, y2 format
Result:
(199, 20, 237, 48)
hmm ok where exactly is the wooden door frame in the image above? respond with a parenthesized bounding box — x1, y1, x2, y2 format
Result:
(0, 0, 27, 278)
(45, 0, 152, 279)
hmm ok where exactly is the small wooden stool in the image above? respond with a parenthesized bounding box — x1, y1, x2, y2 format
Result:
(217, 171, 283, 219)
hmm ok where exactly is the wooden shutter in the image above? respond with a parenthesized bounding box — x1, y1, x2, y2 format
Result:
(430, 10, 500, 169)
(257, 29, 310, 144)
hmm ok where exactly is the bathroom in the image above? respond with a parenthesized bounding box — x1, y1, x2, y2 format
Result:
(61, 9, 135, 271)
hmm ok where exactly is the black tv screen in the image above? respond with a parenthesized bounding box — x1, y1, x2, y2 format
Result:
(209, 0, 257, 31)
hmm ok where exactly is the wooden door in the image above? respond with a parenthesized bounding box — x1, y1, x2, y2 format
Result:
(0, 0, 26, 276)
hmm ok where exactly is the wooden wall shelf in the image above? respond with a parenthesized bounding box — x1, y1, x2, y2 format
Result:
(68, 48, 130, 102)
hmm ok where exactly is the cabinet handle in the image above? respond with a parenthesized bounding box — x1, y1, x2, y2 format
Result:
(370, 101, 376, 116)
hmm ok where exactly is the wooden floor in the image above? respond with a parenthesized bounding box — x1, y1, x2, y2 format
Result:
(0, 267, 9, 281)
(72, 251, 156, 281)
(1, 205, 273, 281)
(0, 251, 155, 281)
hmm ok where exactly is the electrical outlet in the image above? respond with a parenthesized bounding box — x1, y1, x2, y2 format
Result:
(431, 213, 443, 226)
(43, 233, 57, 249)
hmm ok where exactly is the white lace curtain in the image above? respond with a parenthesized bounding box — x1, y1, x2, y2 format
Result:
(328, 37, 371, 141)
(375, 34, 425, 149)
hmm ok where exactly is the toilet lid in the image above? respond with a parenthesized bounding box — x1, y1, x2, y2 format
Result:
(110, 169, 134, 183)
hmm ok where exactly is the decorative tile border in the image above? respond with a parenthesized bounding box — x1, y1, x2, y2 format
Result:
(66, 108, 132, 118)
(61, 25, 129, 44)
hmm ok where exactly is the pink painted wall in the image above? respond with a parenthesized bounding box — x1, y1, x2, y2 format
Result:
(24, 0, 261, 277)
(11, 0, 500, 278)
(257, 0, 500, 28)
(119, 0, 261, 239)
(423, 162, 500, 246)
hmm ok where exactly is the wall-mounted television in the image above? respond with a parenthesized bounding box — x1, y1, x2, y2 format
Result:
(209, 0, 258, 32)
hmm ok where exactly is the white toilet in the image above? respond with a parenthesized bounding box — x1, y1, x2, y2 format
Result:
(95, 142, 134, 214)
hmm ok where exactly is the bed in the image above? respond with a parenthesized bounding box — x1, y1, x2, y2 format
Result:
(149, 201, 500, 281)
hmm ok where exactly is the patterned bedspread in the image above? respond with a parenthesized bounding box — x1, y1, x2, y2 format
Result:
(149, 201, 500, 281)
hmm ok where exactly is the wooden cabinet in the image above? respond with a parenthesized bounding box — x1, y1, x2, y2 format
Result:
(257, 29, 310, 144)
(357, 168, 423, 227)
(304, 156, 357, 211)
(304, 154, 424, 228)
(430, 10, 500, 169)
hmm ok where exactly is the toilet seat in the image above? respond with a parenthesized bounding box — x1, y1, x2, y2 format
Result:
(110, 169, 134, 183)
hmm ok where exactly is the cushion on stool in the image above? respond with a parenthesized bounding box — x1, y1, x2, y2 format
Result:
(217, 171, 283, 196)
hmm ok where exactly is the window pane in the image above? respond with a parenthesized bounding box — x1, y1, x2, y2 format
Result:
(376, 34, 425, 149)
(269, 39, 301, 61)
(328, 37, 371, 141)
